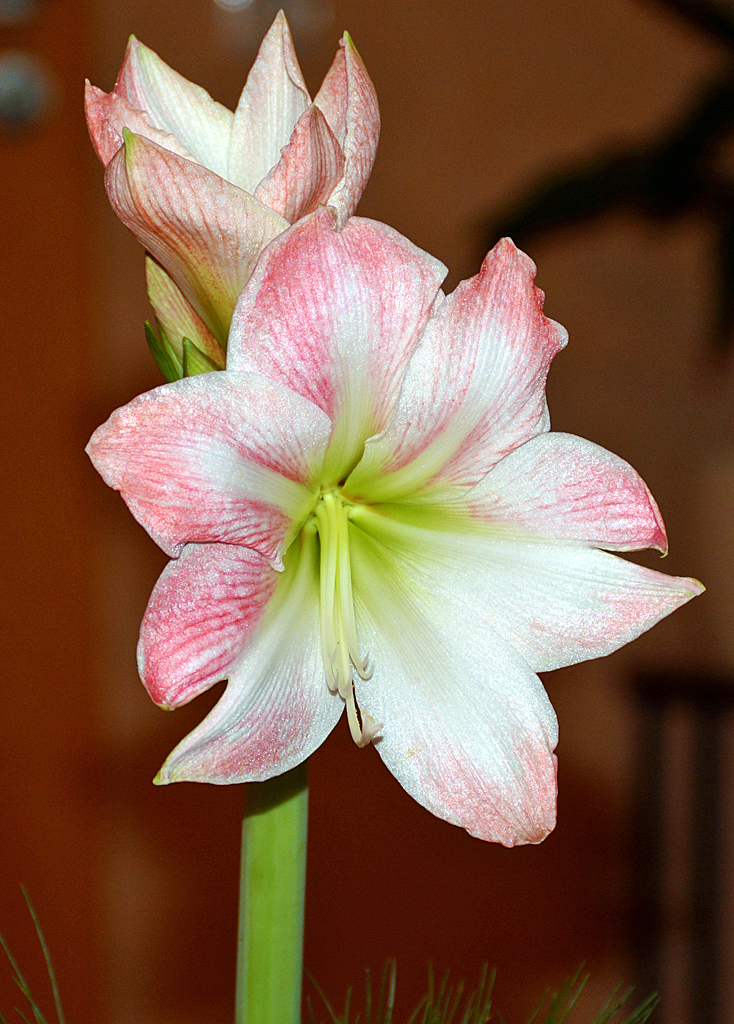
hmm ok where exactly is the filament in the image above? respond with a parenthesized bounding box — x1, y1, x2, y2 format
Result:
(315, 492, 378, 746)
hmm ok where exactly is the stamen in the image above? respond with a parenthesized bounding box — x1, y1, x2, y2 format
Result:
(335, 497, 373, 680)
(345, 686, 383, 749)
(315, 491, 378, 743)
(315, 499, 341, 693)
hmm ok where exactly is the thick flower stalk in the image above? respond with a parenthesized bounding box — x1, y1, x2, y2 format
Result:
(85, 11, 379, 375)
(87, 210, 702, 846)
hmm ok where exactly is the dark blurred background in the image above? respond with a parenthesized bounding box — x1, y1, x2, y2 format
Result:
(1, 0, 732, 1020)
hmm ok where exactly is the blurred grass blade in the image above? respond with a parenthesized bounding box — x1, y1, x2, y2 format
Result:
(305, 960, 653, 1024)
(305, 970, 341, 1024)
(0, 931, 46, 1024)
(20, 889, 64, 1024)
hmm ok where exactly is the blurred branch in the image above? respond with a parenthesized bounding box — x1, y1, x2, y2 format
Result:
(645, 0, 734, 48)
(484, 0, 734, 350)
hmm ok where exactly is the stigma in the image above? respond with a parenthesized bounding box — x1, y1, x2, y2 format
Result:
(314, 491, 381, 747)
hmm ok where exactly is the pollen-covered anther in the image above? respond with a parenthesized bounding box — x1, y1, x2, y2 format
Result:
(346, 687, 383, 748)
(315, 491, 379, 745)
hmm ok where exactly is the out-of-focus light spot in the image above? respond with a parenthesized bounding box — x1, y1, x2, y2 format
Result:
(0, 0, 39, 27)
(213, 0, 334, 57)
(0, 50, 56, 132)
(213, 0, 255, 10)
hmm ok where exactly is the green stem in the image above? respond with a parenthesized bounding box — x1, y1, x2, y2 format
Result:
(235, 761, 309, 1024)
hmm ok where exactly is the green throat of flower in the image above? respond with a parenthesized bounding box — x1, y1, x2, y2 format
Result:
(313, 491, 380, 748)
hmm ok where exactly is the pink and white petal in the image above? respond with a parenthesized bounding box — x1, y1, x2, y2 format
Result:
(86, 371, 332, 566)
(138, 542, 278, 709)
(311, 36, 349, 146)
(105, 132, 288, 344)
(473, 543, 703, 672)
(351, 504, 702, 675)
(114, 37, 233, 177)
(465, 432, 668, 553)
(347, 239, 567, 502)
(348, 523, 558, 845)
(315, 34, 380, 226)
(229, 210, 447, 481)
(146, 256, 224, 366)
(254, 105, 345, 224)
(85, 82, 195, 167)
(227, 11, 310, 193)
(155, 529, 343, 784)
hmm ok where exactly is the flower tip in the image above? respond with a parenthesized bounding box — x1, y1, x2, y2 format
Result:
(119, 125, 145, 164)
(340, 30, 364, 63)
(688, 576, 706, 596)
(153, 767, 171, 786)
(495, 235, 518, 254)
(119, 34, 141, 73)
(84, 428, 117, 488)
(83, 80, 107, 122)
(469, 807, 556, 846)
(516, 819, 556, 846)
(266, 8, 292, 40)
(641, 485, 669, 555)
(498, 796, 557, 847)
(651, 527, 669, 556)
(123, 34, 143, 61)
(484, 235, 542, 285)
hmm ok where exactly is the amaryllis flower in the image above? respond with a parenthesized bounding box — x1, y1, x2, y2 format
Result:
(85, 11, 379, 368)
(86, 210, 702, 846)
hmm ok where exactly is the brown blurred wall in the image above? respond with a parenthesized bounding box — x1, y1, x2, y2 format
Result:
(0, 0, 100, 1020)
(0, 0, 730, 1021)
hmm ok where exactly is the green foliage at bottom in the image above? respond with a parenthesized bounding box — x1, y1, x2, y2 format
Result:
(1, 895, 657, 1024)
(306, 962, 658, 1024)
(0, 887, 65, 1024)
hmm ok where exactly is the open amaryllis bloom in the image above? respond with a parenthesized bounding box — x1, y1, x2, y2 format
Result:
(85, 11, 379, 366)
(87, 210, 702, 845)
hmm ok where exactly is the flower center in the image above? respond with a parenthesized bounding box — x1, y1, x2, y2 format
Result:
(313, 491, 380, 747)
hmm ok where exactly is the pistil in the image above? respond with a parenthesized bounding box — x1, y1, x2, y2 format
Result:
(314, 492, 379, 747)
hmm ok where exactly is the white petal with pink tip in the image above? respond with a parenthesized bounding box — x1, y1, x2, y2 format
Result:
(138, 542, 278, 710)
(115, 37, 233, 178)
(465, 432, 668, 552)
(254, 105, 345, 224)
(229, 211, 447, 480)
(348, 520, 558, 845)
(155, 530, 343, 785)
(348, 238, 566, 502)
(105, 133, 287, 343)
(227, 11, 310, 193)
(350, 503, 702, 675)
(85, 82, 195, 167)
(86, 372, 332, 566)
(314, 34, 380, 225)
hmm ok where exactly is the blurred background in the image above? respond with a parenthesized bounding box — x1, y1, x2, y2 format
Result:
(1, 0, 732, 1020)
